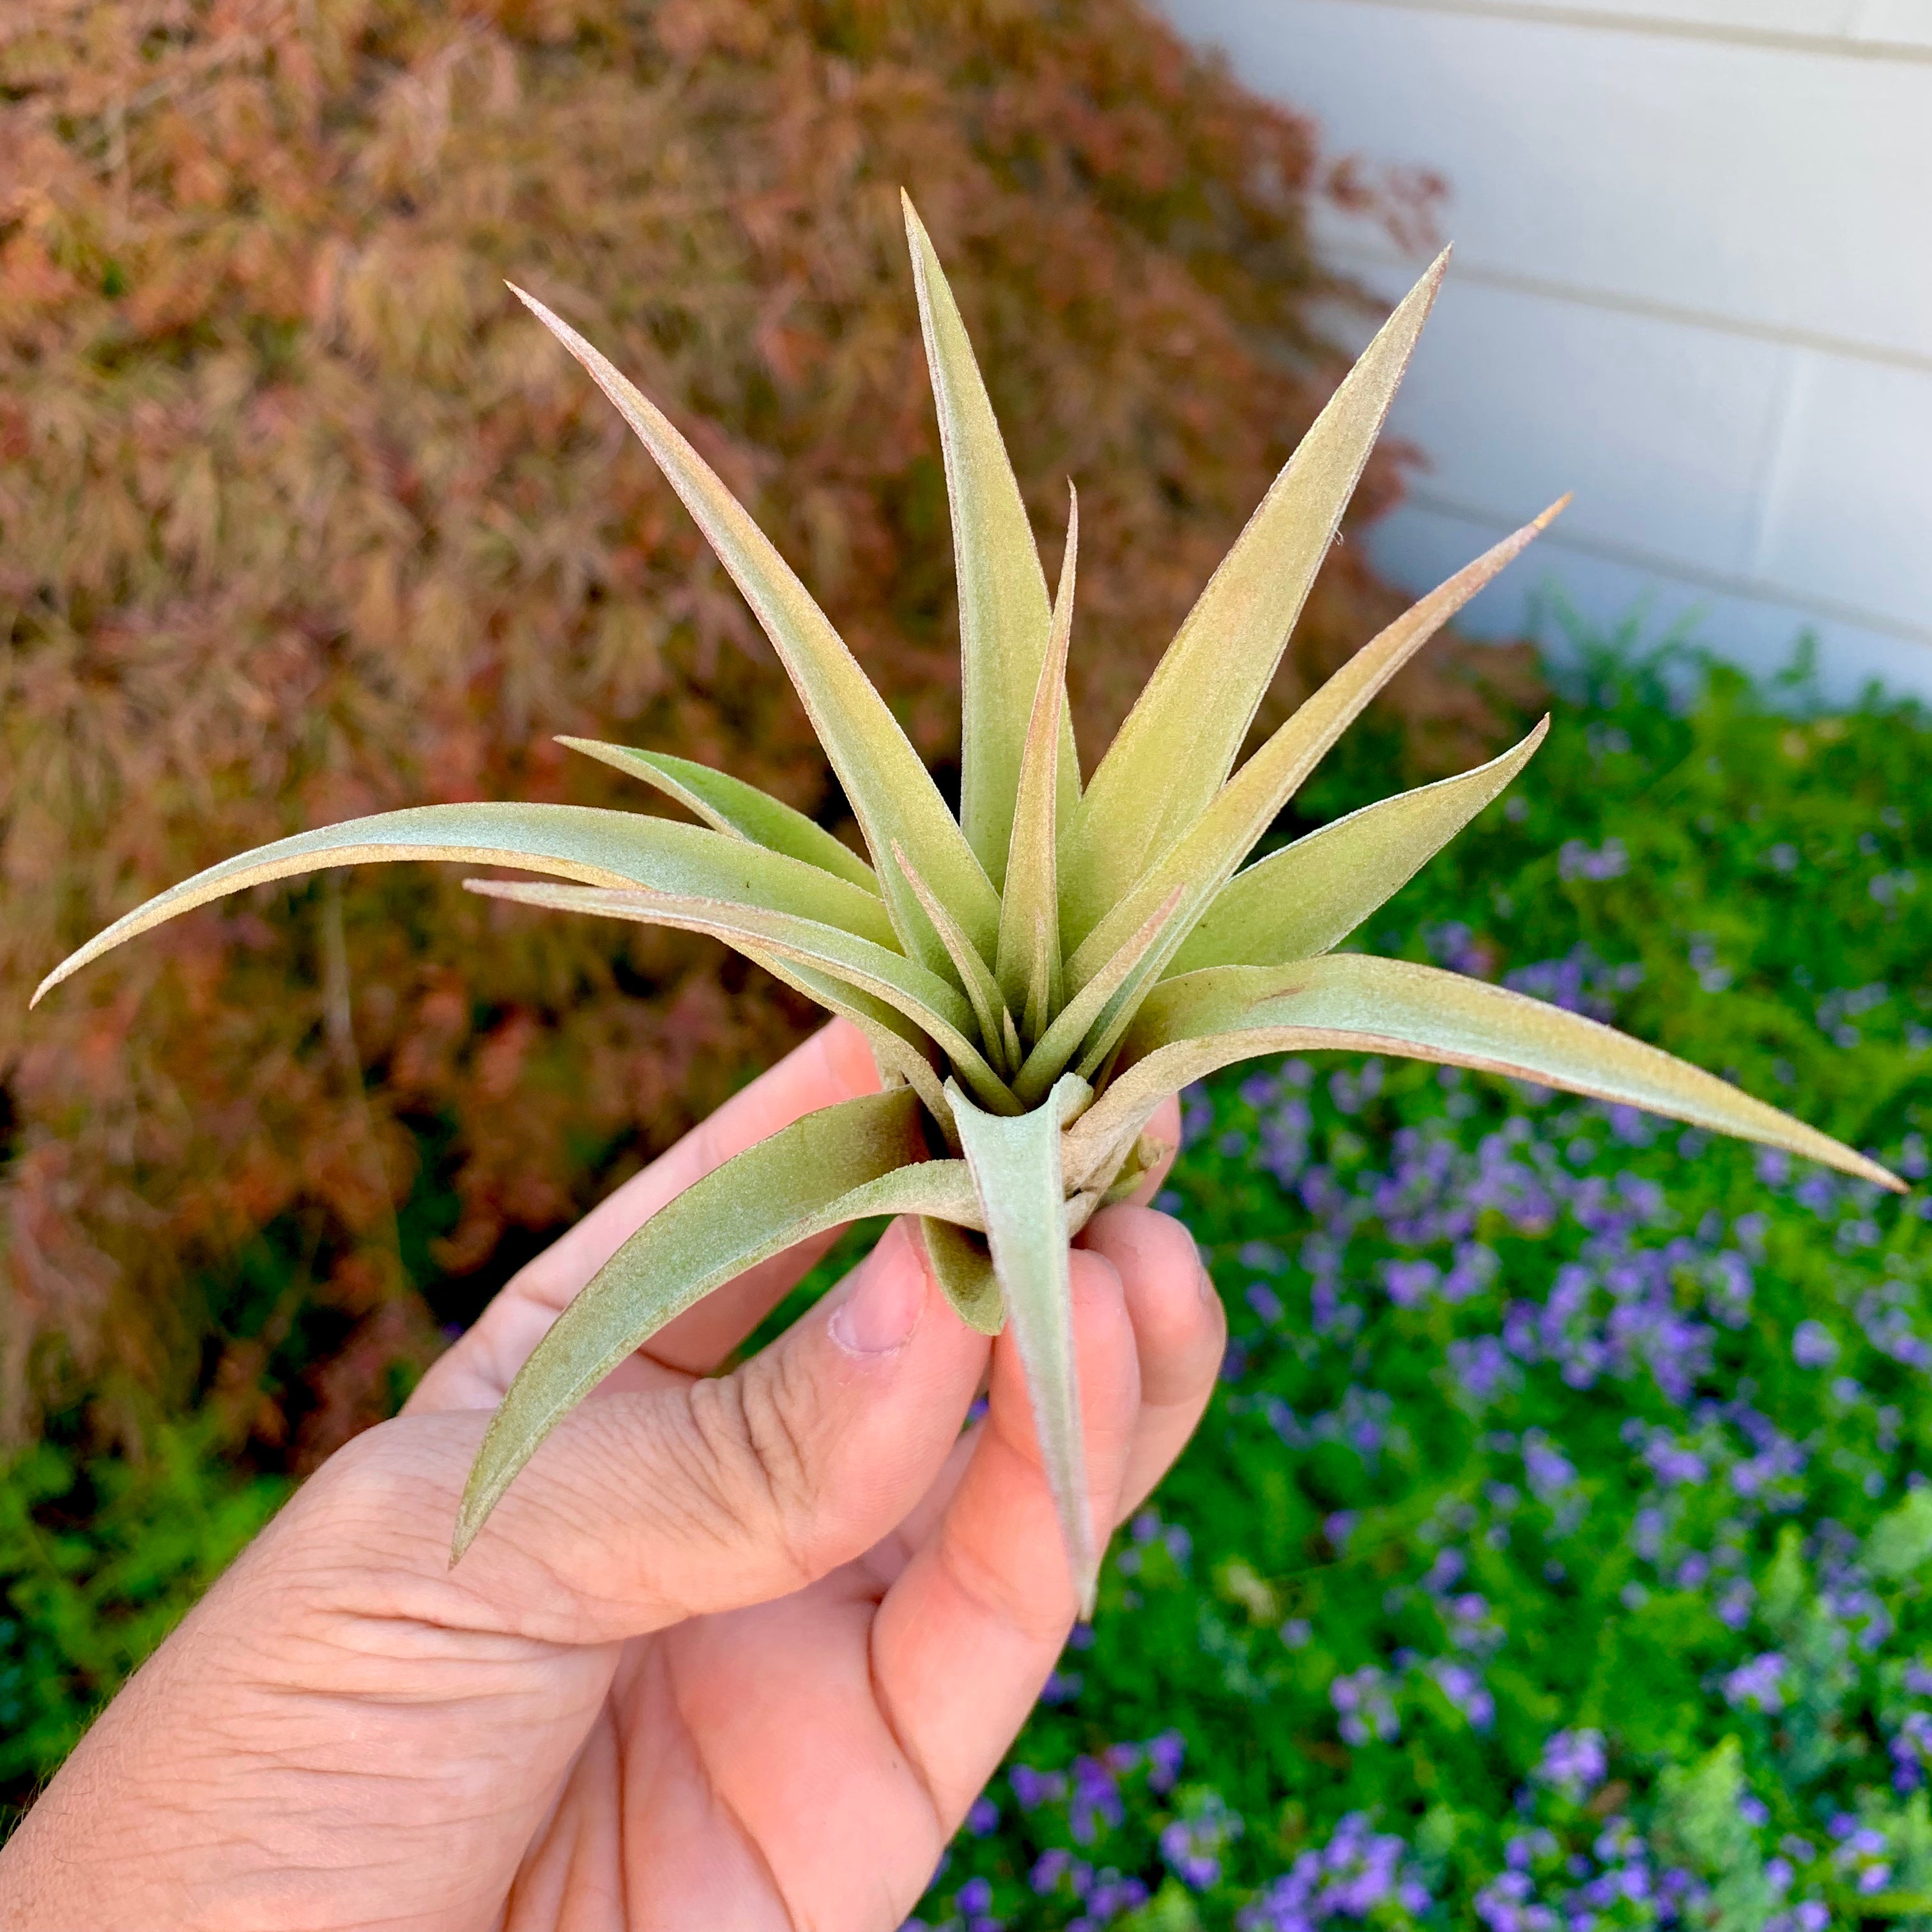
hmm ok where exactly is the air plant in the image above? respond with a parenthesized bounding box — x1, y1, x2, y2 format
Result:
(35, 199, 1900, 1612)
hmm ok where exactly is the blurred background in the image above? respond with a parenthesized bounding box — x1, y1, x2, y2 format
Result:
(8, 3, 1932, 1919)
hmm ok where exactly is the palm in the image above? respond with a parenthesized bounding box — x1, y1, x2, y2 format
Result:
(590, 1534, 961, 1926)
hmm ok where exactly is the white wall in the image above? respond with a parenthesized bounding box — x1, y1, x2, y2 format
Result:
(1160, 0, 1932, 703)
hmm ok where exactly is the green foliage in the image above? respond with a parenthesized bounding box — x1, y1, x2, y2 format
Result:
(17, 634, 1932, 1931)
(910, 639, 1932, 1929)
(0, 1425, 287, 1827)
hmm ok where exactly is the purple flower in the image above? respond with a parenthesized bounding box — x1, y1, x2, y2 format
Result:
(965, 1795, 999, 1836)
(1330, 1666, 1400, 1745)
(1522, 1430, 1578, 1501)
(1722, 1653, 1788, 1714)
(1068, 1755, 1123, 1844)
(953, 1876, 993, 1917)
(1010, 1764, 1064, 1811)
(1537, 1728, 1607, 1796)
(1448, 1335, 1521, 1405)
(1791, 1319, 1839, 1368)
(1381, 1258, 1441, 1307)
(1146, 1731, 1186, 1792)
(1429, 1658, 1496, 1731)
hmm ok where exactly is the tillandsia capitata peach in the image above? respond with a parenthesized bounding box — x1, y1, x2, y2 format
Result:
(36, 197, 1902, 1613)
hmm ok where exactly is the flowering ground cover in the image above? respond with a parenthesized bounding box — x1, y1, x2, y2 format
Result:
(908, 640, 1932, 1931)
(8, 633, 1932, 1926)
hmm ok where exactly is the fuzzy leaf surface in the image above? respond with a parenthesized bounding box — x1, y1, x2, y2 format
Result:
(903, 195, 1078, 886)
(510, 284, 999, 974)
(919, 1218, 1006, 1335)
(995, 487, 1077, 1040)
(34, 804, 896, 1005)
(464, 880, 1019, 1113)
(1059, 254, 1448, 944)
(455, 1089, 987, 1556)
(1075, 954, 1901, 1193)
(558, 738, 879, 893)
(892, 840, 1012, 1073)
(1168, 717, 1549, 975)
(1066, 507, 1560, 993)
(1013, 885, 1186, 1106)
(949, 1073, 1099, 1614)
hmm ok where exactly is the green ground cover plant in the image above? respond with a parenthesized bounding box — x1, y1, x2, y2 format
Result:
(10, 629, 1932, 1923)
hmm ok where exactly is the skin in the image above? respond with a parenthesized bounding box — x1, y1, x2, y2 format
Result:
(0, 1020, 1218, 1931)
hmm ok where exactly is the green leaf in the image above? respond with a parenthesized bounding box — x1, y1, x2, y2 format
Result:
(1064, 505, 1562, 995)
(902, 195, 1078, 887)
(919, 1218, 1006, 1335)
(893, 839, 1013, 1072)
(731, 946, 956, 1137)
(1013, 885, 1185, 1107)
(1059, 253, 1450, 945)
(455, 1090, 986, 1557)
(33, 802, 897, 1006)
(509, 283, 1000, 975)
(1167, 716, 1549, 974)
(949, 1072, 1101, 1615)
(995, 486, 1077, 1042)
(463, 879, 1022, 1115)
(1070, 953, 1902, 1193)
(558, 738, 880, 894)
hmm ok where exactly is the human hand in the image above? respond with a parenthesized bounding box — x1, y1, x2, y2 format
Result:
(0, 1020, 1221, 1932)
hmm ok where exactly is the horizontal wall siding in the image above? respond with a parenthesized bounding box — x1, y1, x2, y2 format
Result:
(1161, 0, 1932, 700)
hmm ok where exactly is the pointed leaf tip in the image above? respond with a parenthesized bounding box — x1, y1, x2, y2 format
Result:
(509, 277, 998, 976)
(1169, 714, 1551, 976)
(1062, 247, 1453, 940)
(454, 1089, 990, 1554)
(903, 197, 1077, 887)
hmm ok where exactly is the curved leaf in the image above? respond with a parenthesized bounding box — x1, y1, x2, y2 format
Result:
(950, 1073, 1101, 1616)
(1059, 254, 1449, 944)
(732, 944, 956, 1137)
(893, 839, 1013, 1069)
(510, 283, 999, 974)
(1068, 954, 1902, 1194)
(1167, 716, 1549, 975)
(920, 1217, 1006, 1335)
(34, 802, 896, 1006)
(464, 879, 1021, 1114)
(558, 738, 879, 893)
(1013, 885, 1184, 1107)
(902, 195, 1079, 885)
(456, 1090, 986, 1557)
(996, 486, 1077, 1041)
(1064, 506, 1562, 992)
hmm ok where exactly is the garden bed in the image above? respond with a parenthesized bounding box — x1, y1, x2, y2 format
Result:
(10, 634, 1932, 1931)
(913, 638, 1932, 1930)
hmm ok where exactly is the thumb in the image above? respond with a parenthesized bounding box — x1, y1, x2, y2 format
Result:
(303, 1220, 990, 1643)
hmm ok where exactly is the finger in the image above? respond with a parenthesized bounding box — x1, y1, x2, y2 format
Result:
(864, 1248, 1142, 1826)
(318, 1219, 989, 1644)
(863, 1200, 1218, 1588)
(409, 1018, 883, 1412)
(1077, 1203, 1224, 1519)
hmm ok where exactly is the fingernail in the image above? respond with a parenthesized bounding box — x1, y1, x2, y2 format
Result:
(828, 1230, 926, 1356)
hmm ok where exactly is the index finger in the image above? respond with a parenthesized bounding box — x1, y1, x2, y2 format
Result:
(408, 1018, 884, 1412)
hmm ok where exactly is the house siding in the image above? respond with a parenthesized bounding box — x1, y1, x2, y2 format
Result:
(1160, 0, 1932, 698)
